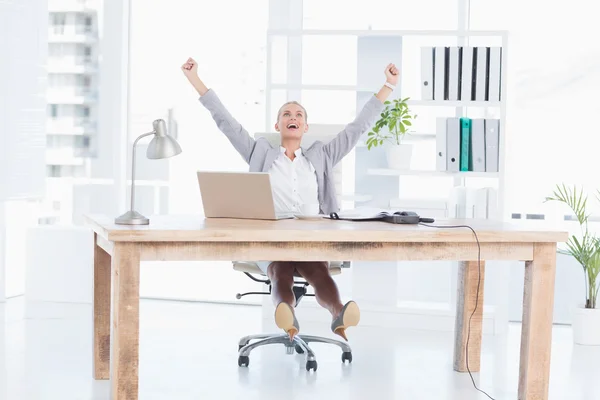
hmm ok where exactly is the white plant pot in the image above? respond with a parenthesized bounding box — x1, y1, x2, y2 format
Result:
(572, 306, 600, 346)
(385, 143, 413, 170)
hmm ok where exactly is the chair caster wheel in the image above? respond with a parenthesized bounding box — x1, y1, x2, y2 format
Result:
(295, 344, 305, 354)
(341, 351, 352, 363)
(306, 360, 317, 371)
(238, 355, 249, 367)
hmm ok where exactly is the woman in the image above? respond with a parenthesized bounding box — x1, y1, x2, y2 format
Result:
(182, 57, 398, 341)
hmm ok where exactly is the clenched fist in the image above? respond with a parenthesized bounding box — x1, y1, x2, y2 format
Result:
(181, 57, 198, 81)
(384, 63, 399, 86)
(181, 57, 208, 96)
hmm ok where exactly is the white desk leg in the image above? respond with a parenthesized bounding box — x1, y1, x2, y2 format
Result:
(518, 243, 556, 400)
(111, 243, 141, 400)
(453, 260, 486, 372)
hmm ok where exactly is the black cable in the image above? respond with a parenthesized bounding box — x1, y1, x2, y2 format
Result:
(419, 222, 495, 400)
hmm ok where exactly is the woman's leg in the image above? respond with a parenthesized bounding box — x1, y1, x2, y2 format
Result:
(266, 261, 296, 307)
(267, 262, 299, 340)
(293, 262, 344, 318)
(294, 261, 359, 341)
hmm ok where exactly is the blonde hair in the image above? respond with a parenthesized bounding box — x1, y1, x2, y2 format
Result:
(277, 101, 308, 123)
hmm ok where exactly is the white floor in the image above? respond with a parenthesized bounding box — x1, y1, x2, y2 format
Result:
(1, 299, 599, 400)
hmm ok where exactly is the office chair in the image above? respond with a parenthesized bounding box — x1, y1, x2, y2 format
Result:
(233, 261, 353, 371)
(233, 127, 353, 372)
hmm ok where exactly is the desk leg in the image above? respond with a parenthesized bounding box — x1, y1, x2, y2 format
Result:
(111, 243, 141, 400)
(93, 233, 111, 380)
(453, 260, 486, 372)
(518, 243, 556, 400)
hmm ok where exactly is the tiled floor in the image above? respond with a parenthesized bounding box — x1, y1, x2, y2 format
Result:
(1, 298, 599, 399)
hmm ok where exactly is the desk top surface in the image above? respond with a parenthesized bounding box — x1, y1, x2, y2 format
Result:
(85, 214, 569, 243)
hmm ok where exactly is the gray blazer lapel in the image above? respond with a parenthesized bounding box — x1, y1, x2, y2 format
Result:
(263, 148, 280, 171)
(302, 146, 320, 172)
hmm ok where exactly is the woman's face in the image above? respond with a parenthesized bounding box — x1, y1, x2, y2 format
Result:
(276, 103, 308, 140)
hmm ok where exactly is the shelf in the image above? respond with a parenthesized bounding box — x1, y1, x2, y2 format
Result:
(269, 85, 501, 107)
(268, 29, 507, 38)
(270, 83, 359, 91)
(407, 100, 501, 107)
(367, 169, 498, 178)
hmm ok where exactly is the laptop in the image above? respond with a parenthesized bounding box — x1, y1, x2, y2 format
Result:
(196, 171, 295, 220)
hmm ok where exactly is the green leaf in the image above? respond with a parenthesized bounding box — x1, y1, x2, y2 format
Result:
(403, 120, 412, 126)
(368, 131, 374, 136)
(400, 124, 406, 133)
(384, 100, 391, 105)
(545, 184, 590, 226)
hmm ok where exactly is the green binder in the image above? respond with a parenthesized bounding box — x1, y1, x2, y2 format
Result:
(459, 117, 471, 171)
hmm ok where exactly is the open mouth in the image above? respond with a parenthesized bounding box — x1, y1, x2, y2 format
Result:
(287, 123, 298, 130)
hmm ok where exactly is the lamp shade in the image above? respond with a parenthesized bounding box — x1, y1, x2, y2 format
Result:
(146, 119, 182, 159)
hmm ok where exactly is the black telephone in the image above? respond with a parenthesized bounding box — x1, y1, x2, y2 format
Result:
(382, 211, 435, 224)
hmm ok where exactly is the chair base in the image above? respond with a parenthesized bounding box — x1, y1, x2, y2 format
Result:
(237, 333, 353, 371)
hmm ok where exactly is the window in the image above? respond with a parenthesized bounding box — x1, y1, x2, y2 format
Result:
(74, 135, 91, 148)
(128, 0, 269, 302)
(52, 13, 66, 34)
(52, 13, 65, 26)
(49, 104, 58, 118)
(83, 46, 92, 62)
(47, 165, 61, 177)
(82, 76, 91, 90)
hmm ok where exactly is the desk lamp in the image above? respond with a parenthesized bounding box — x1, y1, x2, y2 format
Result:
(115, 119, 182, 225)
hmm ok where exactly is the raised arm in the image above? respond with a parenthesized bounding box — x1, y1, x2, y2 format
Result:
(181, 57, 256, 163)
(323, 63, 399, 166)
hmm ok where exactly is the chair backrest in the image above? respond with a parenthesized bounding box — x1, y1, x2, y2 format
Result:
(254, 124, 346, 204)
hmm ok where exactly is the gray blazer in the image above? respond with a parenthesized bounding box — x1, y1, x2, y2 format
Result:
(198, 89, 385, 214)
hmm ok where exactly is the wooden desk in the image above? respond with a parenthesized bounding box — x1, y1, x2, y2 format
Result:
(86, 214, 567, 400)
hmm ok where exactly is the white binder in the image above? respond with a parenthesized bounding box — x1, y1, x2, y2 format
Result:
(474, 47, 488, 101)
(449, 186, 468, 218)
(434, 46, 446, 100)
(436, 117, 447, 171)
(470, 118, 485, 172)
(484, 119, 499, 172)
(484, 187, 499, 219)
(446, 117, 460, 172)
(420, 46, 434, 100)
(468, 187, 496, 219)
(447, 47, 460, 101)
(487, 47, 502, 101)
(460, 46, 473, 101)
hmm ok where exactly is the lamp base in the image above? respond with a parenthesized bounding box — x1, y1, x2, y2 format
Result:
(115, 210, 149, 225)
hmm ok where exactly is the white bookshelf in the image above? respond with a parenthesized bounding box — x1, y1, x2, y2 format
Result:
(367, 169, 499, 178)
(264, 27, 509, 220)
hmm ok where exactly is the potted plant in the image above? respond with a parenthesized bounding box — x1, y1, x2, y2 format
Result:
(545, 184, 600, 345)
(366, 96, 417, 170)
